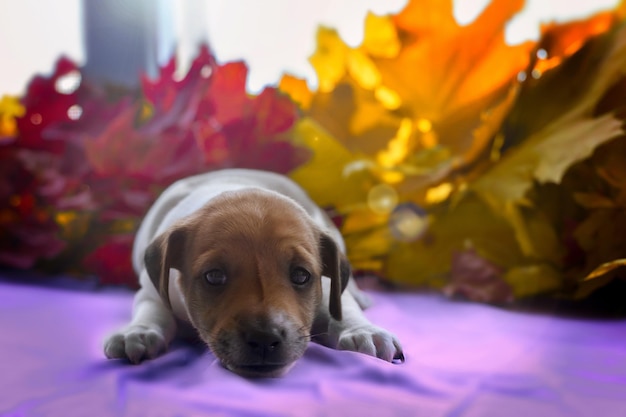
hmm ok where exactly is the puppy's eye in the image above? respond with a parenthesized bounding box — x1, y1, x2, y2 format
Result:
(290, 267, 311, 285)
(204, 269, 227, 286)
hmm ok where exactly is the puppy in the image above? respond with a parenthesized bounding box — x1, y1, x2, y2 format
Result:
(104, 169, 403, 377)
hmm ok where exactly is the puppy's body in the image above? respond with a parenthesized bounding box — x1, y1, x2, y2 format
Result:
(105, 169, 402, 377)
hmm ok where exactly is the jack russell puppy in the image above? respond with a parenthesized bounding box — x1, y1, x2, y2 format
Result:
(104, 169, 403, 377)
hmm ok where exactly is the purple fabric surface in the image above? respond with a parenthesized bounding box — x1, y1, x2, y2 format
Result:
(1, 274, 626, 417)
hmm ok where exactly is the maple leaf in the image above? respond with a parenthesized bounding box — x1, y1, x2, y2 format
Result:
(284, 0, 533, 180)
(408, 12, 626, 298)
(141, 45, 215, 130)
(472, 115, 623, 217)
(558, 131, 626, 296)
(379, 0, 532, 159)
(83, 234, 136, 287)
(282, 0, 534, 279)
(290, 118, 374, 209)
(16, 57, 84, 153)
(466, 19, 626, 264)
(83, 107, 203, 186)
(196, 62, 309, 174)
(502, 21, 626, 150)
(0, 148, 67, 268)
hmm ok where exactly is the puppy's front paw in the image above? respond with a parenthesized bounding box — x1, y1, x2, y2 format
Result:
(337, 325, 404, 363)
(104, 325, 167, 364)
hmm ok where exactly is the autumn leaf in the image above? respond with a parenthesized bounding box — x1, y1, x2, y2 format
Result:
(278, 75, 312, 109)
(193, 61, 309, 174)
(503, 20, 626, 148)
(1, 46, 311, 286)
(380, 0, 532, 160)
(463, 20, 626, 269)
(282, 0, 536, 281)
(140, 45, 215, 131)
(386, 194, 527, 287)
(528, 11, 617, 79)
(0, 148, 67, 269)
(583, 259, 626, 281)
(16, 57, 84, 153)
(290, 117, 375, 209)
(472, 115, 623, 214)
(566, 136, 626, 291)
(284, 0, 534, 187)
(0, 96, 25, 139)
(83, 234, 136, 287)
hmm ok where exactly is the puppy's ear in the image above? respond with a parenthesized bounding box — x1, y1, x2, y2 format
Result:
(144, 226, 188, 309)
(319, 233, 351, 321)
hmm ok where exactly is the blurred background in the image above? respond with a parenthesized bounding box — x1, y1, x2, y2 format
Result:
(0, 0, 620, 95)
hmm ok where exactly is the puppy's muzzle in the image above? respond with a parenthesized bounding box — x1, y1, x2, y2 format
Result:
(238, 325, 288, 374)
(244, 327, 284, 359)
(219, 313, 308, 378)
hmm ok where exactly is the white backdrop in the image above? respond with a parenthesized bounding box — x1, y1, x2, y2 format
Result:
(0, 0, 620, 95)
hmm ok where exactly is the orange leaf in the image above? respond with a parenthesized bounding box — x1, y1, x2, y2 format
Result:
(378, 0, 532, 157)
(534, 12, 617, 75)
(279, 74, 312, 109)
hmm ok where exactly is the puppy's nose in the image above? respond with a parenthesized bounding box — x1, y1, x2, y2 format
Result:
(245, 329, 283, 357)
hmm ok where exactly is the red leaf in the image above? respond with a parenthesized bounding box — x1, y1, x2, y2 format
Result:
(16, 57, 83, 153)
(204, 61, 250, 126)
(83, 235, 136, 287)
(0, 147, 66, 268)
(251, 87, 299, 138)
(141, 45, 216, 131)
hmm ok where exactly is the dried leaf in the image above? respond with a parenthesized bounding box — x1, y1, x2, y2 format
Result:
(472, 115, 623, 213)
(583, 258, 626, 281)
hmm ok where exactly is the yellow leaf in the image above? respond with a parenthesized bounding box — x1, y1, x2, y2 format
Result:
(347, 86, 401, 142)
(376, 118, 414, 168)
(344, 222, 394, 271)
(361, 12, 401, 58)
(309, 27, 349, 93)
(289, 118, 372, 209)
(425, 182, 453, 204)
(286, 0, 534, 192)
(504, 263, 563, 298)
(374, 85, 401, 110)
(0, 95, 25, 138)
(347, 49, 381, 90)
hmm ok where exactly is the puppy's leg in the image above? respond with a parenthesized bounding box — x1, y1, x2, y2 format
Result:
(104, 270, 176, 364)
(315, 278, 404, 363)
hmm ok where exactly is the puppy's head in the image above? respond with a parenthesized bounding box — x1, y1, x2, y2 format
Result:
(144, 189, 350, 377)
